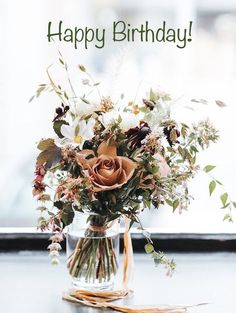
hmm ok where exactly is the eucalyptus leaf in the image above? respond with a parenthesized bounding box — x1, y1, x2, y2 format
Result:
(220, 193, 228, 207)
(144, 243, 154, 254)
(209, 180, 216, 196)
(165, 199, 173, 207)
(204, 165, 216, 173)
(149, 88, 157, 102)
(173, 199, 179, 211)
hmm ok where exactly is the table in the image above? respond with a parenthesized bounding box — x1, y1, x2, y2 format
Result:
(0, 252, 235, 313)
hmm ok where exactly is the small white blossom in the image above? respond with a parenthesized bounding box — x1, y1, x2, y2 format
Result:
(51, 257, 60, 265)
(49, 250, 60, 258)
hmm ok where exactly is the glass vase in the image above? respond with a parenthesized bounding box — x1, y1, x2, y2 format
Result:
(66, 212, 120, 290)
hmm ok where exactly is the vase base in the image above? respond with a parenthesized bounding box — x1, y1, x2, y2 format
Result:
(71, 277, 114, 291)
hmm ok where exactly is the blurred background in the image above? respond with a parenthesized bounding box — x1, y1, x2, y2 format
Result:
(0, 0, 236, 232)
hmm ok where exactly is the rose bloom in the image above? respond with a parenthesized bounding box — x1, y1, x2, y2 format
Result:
(77, 141, 136, 192)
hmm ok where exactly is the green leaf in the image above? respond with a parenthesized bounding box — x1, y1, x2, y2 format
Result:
(220, 193, 228, 207)
(36, 206, 47, 212)
(190, 145, 199, 153)
(220, 203, 230, 209)
(78, 64, 86, 72)
(117, 115, 122, 124)
(36, 85, 46, 97)
(223, 214, 233, 222)
(165, 199, 173, 207)
(232, 202, 236, 208)
(181, 125, 188, 139)
(162, 94, 171, 101)
(173, 199, 179, 211)
(59, 58, 64, 65)
(80, 97, 90, 104)
(37, 216, 46, 224)
(54, 201, 64, 210)
(167, 147, 176, 154)
(37, 194, 51, 201)
(178, 146, 186, 159)
(37, 138, 55, 151)
(37, 139, 61, 169)
(144, 243, 154, 254)
(149, 88, 157, 102)
(61, 203, 74, 226)
(53, 120, 69, 138)
(64, 91, 69, 100)
(150, 165, 160, 175)
(204, 165, 216, 173)
(209, 180, 216, 196)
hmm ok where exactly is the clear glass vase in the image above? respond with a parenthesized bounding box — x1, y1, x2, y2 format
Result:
(66, 212, 120, 290)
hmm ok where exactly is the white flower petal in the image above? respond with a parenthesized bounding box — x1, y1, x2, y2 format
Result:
(60, 124, 74, 140)
(120, 112, 140, 130)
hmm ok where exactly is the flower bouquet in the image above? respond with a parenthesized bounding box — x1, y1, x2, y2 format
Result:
(32, 57, 234, 295)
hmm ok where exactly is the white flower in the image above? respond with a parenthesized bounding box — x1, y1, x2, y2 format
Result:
(59, 118, 95, 148)
(74, 101, 97, 117)
(51, 257, 60, 265)
(100, 110, 140, 131)
(49, 250, 59, 258)
(120, 112, 141, 130)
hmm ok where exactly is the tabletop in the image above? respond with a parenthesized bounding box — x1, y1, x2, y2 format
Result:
(0, 252, 235, 313)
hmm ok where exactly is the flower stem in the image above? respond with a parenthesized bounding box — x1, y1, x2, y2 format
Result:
(68, 221, 118, 285)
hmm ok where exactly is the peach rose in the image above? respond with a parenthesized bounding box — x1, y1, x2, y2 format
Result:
(86, 141, 136, 192)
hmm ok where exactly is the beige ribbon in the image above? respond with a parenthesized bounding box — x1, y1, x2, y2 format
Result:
(122, 217, 134, 289)
(62, 289, 190, 312)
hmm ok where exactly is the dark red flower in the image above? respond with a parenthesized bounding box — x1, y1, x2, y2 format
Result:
(126, 121, 151, 149)
(32, 181, 46, 196)
(52, 103, 69, 122)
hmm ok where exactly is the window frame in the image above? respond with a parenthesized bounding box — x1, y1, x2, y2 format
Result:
(1, 227, 236, 252)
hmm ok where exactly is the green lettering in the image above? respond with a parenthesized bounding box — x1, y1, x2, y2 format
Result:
(113, 21, 126, 42)
(47, 21, 62, 42)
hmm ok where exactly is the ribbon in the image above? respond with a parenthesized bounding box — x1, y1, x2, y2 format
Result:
(122, 217, 134, 289)
(62, 290, 190, 312)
